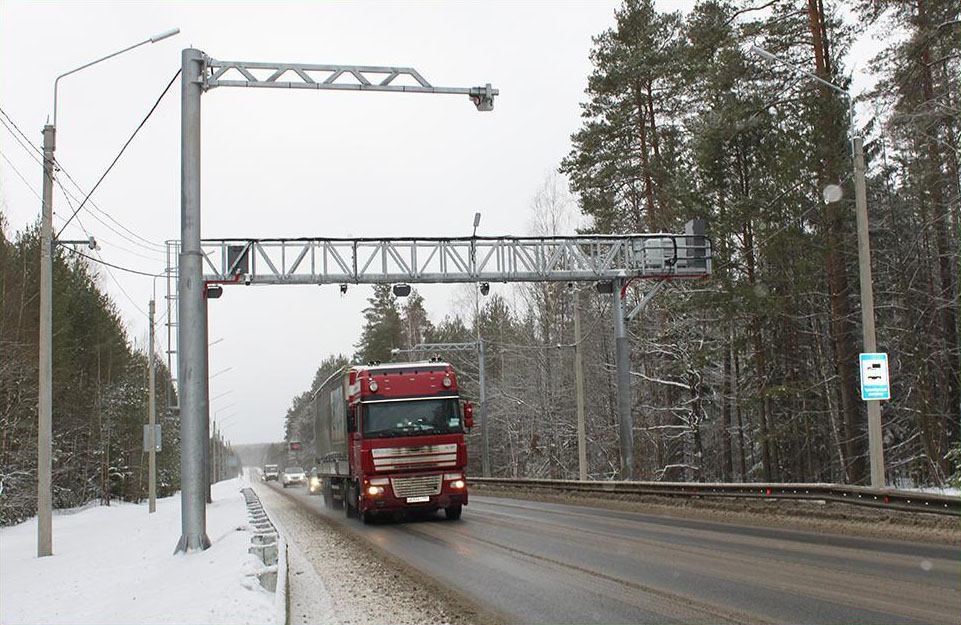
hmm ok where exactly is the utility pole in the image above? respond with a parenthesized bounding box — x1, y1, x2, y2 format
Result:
(38, 123, 55, 557)
(36, 28, 179, 558)
(750, 46, 885, 488)
(148, 300, 157, 513)
(573, 288, 587, 481)
(854, 136, 885, 487)
(478, 340, 489, 478)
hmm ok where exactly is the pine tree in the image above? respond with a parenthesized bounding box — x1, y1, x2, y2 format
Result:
(353, 285, 405, 364)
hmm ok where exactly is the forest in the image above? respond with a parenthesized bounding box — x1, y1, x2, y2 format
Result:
(283, 0, 960, 488)
(0, 221, 179, 525)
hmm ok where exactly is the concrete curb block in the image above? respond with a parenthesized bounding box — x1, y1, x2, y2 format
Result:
(242, 487, 289, 625)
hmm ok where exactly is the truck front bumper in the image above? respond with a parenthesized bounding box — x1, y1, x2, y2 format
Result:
(360, 483, 468, 513)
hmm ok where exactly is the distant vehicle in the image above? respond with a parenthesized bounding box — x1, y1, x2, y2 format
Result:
(282, 466, 306, 488)
(312, 360, 473, 523)
(307, 468, 322, 495)
(263, 464, 279, 481)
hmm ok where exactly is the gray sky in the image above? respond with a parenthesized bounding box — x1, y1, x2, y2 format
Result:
(0, 1, 878, 445)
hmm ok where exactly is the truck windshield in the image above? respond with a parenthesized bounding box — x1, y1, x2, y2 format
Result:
(364, 398, 462, 438)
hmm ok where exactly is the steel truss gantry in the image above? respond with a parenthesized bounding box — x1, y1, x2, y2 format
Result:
(165, 225, 710, 487)
(175, 229, 710, 285)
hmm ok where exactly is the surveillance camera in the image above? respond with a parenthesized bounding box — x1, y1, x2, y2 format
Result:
(470, 84, 496, 112)
(243, 274, 251, 286)
(479, 282, 490, 296)
(472, 96, 494, 112)
(339, 283, 348, 295)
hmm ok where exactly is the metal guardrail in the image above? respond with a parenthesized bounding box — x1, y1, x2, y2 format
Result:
(469, 477, 961, 517)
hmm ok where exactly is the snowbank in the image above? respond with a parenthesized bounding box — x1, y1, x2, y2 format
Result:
(0, 477, 276, 625)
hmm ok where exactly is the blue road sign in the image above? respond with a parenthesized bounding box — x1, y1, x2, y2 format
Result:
(859, 353, 890, 401)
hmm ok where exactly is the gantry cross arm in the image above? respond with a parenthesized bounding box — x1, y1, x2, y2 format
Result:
(180, 231, 711, 285)
(203, 57, 498, 110)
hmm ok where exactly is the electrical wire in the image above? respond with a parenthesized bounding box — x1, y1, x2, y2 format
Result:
(0, 150, 42, 201)
(54, 178, 165, 259)
(0, 116, 44, 167)
(55, 165, 166, 253)
(0, 106, 167, 255)
(0, 107, 44, 159)
(56, 68, 181, 238)
(61, 246, 163, 278)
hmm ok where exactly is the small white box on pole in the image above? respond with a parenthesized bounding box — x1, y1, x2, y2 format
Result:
(143, 424, 162, 452)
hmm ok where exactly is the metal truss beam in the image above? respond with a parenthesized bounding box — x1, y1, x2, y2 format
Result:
(171, 231, 711, 286)
(203, 57, 498, 109)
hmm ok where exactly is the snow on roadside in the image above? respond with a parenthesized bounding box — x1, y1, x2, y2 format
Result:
(0, 477, 276, 625)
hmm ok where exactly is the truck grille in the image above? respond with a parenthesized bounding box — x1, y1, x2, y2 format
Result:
(390, 474, 442, 499)
(372, 444, 457, 471)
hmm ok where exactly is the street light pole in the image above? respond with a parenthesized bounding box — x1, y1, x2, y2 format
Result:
(750, 45, 885, 487)
(37, 27, 179, 558)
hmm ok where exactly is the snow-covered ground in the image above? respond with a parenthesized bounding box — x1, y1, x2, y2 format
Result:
(1, 477, 277, 625)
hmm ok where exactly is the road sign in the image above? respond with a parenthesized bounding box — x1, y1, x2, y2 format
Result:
(143, 424, 162, 452)
(859, 353, 890, 401)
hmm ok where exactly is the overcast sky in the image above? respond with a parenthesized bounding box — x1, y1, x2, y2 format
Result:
(0, 1, 880, 445)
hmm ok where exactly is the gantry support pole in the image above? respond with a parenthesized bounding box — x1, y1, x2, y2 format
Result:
(175, 48, 211, 553)
(612, 278, 633, 480)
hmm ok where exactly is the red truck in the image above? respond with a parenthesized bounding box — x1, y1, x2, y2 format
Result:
(312, 360, 473, 523)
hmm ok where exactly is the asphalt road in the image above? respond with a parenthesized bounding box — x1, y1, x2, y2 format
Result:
(266, 482, 959, 624)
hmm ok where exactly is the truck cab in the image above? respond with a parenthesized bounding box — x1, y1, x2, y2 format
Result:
(314, 361, 473, 523)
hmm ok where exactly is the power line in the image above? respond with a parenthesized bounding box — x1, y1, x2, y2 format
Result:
(54, 178, 165, 258)
(56, 67, 181, 238)
(55, 165, 166, 253)
(0, 111, 44, 165)
(0, 150, 42, 201)
(61, 246, 163, 278)
(0, 107, 44, 158)
(0, 106, 166, 254)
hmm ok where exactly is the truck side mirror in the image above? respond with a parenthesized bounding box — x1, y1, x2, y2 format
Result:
(462, 401, 474, 431)
(347, 407, 357, 433)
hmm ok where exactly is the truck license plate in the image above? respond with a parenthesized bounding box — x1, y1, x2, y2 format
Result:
(406, 496, 430, 503)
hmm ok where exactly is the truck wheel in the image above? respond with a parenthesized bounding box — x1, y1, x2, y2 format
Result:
(322, 481, 334, 508)
(445, 504, 462, 521)
(345, 484, 358, 518)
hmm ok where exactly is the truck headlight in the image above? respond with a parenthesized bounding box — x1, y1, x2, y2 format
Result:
(450, 479, 466, 490)
(366, 485, 384, 496)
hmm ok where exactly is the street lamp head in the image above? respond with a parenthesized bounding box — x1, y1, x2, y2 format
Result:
(473, 212, 482, 229)
(150, 28, 181, 43)
(748, 45, 777, 62)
